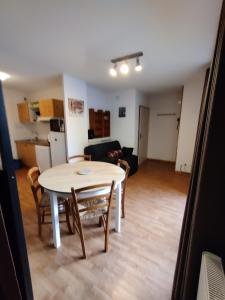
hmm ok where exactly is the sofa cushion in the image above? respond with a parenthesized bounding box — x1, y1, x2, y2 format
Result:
(98, 156, 118, 164)
(122, 147, 134, 156)
(107, 149, 123, 158)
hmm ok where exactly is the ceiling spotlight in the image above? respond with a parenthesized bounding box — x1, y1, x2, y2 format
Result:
(135, 57, 142, 72)
(109, 64, 117, 77)
(120, 62, 129, 75)
(0, 71, 10, 81)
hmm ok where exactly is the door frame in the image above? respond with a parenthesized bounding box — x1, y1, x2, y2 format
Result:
(138, 105, 150, 164)
(0, 82, 33, 299)
(172, 1, 225, 299)
(174, 86, 184, 165)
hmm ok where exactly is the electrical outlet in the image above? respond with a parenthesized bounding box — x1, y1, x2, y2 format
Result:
(180, 163, 187, 172)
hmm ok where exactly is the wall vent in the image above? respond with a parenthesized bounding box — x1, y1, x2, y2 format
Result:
(197, 251, 225, 300)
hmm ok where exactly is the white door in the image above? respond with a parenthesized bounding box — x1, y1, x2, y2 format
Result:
(138, 106, 150, 164)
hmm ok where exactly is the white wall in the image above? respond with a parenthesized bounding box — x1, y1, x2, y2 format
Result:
(147, 90, 182, 162)
(87, 84, 112, 111)
(105, 89, 149, 155)
(28, 85, 64, 100)
(109, 89, 137, 153)
(63, 74, 88, 158)
(3, 88, 32, 158)
(86, 84, 113, 137)
(87, 86, 148, 150)
(175, 68, 206, 172)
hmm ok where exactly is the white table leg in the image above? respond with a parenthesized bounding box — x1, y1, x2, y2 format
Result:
(49, 191, 60, 248)
(115, 182, 122, 232)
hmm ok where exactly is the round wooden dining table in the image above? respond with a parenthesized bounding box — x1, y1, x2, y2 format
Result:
(38, 161, 125, 248)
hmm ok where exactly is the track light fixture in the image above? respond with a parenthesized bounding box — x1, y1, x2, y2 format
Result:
(135, 57, 143, 72)
(109, 52, 143, 77)
(120, 62, 129, 75)
(109, 63, 117, 77)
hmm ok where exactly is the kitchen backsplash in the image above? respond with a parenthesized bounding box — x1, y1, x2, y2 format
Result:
(22, 121, 50, 140)
(31, 122, 50, 140)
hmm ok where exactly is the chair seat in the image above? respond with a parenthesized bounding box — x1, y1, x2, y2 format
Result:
(78, 198, 107, 220)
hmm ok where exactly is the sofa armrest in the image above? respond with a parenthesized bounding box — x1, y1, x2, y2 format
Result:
(122, 155, 138, 176)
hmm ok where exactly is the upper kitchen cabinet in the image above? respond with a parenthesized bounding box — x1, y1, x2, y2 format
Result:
(39, 99, 64, 118)
(17, 102, 32, 123)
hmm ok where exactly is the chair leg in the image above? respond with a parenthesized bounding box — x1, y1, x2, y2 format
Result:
(65, 201, 75, 234)
(41, 209, 45, 224)
(104, 216, 109, 253)
(76, 216, 86, 259)
(38, 214, 42, 237)
(122, 197, 125, 218)
(77, 223, 86, 259)
(98, 216, 102, 227)
(80, 232, 86, 259)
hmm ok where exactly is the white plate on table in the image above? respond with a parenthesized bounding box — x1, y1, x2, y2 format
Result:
(77, 168, 92, 175)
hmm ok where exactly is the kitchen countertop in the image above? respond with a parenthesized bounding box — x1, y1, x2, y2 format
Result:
(15, 139, 49, 146)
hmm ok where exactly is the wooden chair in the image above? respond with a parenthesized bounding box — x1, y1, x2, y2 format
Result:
(67, 154, 91, 163)
(117, 159, 130, 218)
(27, 167, 74, 236)
(70, 181, 115, 258)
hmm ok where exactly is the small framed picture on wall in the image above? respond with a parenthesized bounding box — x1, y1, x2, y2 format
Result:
(68, 98, 84, 116)
(119, 107, 126, 117)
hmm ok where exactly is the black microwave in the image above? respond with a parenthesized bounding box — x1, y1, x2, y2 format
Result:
(50, 119, 64, 132)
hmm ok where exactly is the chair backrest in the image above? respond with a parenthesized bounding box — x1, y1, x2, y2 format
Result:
(67, 154, 91, 163)
(117, 159, 130, 181)
(27, 167, 43, 208)
(71, 181, 115, 218)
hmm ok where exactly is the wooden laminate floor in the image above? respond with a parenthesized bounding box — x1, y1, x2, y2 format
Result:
(16, 160, 189, 300)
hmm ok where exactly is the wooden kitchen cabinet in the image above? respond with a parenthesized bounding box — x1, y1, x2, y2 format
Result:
(17, 102, 32, 123)
(16, 142, 37, 167)
(39, 99, 64, 118)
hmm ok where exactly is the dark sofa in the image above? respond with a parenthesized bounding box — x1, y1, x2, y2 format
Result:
(84, 140, 138, 176)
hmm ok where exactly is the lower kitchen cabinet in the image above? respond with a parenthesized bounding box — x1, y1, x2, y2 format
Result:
(16, 142, 37, 168)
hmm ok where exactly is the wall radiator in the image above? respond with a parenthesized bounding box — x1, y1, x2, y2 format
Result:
(197, 251, 225, 300)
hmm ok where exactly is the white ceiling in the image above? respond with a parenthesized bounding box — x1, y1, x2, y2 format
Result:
(0, 0, 222, 93)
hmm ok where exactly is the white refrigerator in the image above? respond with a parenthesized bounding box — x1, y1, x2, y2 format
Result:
(35, 145, 51, 172)
(48, 131, 67, 167)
